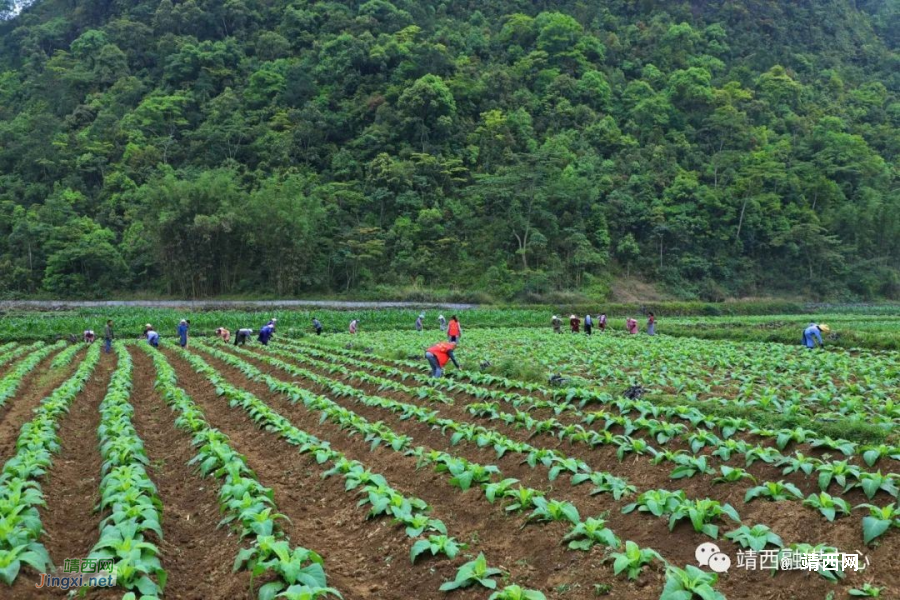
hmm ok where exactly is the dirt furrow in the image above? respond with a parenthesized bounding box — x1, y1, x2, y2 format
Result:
(161, 347, 485, 600)
(190, 345, 666, 600)
(226, 344, 882, 600)
(0, 348, 73, 465)
(11, 351, 117, 599)
(128, 347, 253, 600)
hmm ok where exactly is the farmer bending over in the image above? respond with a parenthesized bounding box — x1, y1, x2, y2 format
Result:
(802, 323, 829, 349)
(83, 330, 95, 344)
(258, 324, 274, 346)
(425, 341, 460, 378)
(215, 327, 231, 343)
(146, 326, 160, 348)
(235, 328, 253, 346)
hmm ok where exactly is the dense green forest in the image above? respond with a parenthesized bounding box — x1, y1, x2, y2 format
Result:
(0, 0, 897, 300)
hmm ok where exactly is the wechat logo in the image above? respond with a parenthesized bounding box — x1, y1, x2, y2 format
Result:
(695, 542, 731, 573)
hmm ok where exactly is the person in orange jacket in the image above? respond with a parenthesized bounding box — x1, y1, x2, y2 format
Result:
(425, 341, 460, 378)
(447, 315, 461, 342)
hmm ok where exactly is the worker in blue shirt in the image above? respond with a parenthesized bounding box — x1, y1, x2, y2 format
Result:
(802, 323, 829, 349)
(177, 319, 189, 347)
(258, 324, 274, 345)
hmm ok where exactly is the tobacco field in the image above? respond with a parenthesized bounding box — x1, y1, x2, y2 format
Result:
(0, 321, 897, 599)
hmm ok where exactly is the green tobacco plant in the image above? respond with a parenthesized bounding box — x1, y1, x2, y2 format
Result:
(712, 465, 755, 484)
(660, 565, 724, 600)
(724, 524, 784, 551)
(562, 517, 620, 551)
(439, 553, 503, 591)
(668, 499, 741, 539)
(744, 481, 804, 502)
(609, 541, 662, 580)
(488, 585, 547, 600)
(803, 492, 852, 521)
(857, 503, 900, 545)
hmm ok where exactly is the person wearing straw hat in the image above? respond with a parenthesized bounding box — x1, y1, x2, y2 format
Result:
(569, 314, 581, 333)
(802, 323, 830, 349)
(415, 313, 425, 332)
(438, 314, 447, 332)
(551, 315, 562, 334)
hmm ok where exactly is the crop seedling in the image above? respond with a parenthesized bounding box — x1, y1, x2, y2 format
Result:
(724, 524, 784, 551)
(713, 466, 756, 484)
(562, 517, 620, 551)
(857, 503, 900, 545)
(488, 585, 547, 600)
(410, 535, 463, 564)
(660, 565, 724, 600)
(848, 583, 885, 597)
(609, 541, 662, 580)
(527, 497, 580, 525)
(439, 553, 503, 591)
(803, 492, 852, 521)
(668, 499, 741, 539)
(744, 481, 804, 502)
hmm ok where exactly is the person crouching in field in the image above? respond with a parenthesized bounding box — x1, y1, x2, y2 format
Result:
(258, 324, 274, 346)
(83, 330, 95, 344)
(349, 319, 359, 334)
(146, 326, 160, 347)
(802, 323, 829, 349)
(235, 328, 253, 345)
(626, 318, 638, 334)
(215, 327, 230, 343)
(425, 341, 460, 378)
(313, 318, 323, 335)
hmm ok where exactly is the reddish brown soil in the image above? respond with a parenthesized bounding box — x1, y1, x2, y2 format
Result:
(12, 350, 119, 599)
(128, 347, 253, 599)
(189, 344, 665, 600)
(162, 347, 495, 600)
(235, 343, 899, 599)
(0, 347, 72, 466)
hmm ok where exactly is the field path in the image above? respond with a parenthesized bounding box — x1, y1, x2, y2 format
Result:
(128, 347, 254, 599)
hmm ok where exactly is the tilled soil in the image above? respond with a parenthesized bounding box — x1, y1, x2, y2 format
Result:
(0, 347, 73, 466)
(188, 344, 654, 600)
(12, 350, 119, 599)
(128, 347, 253, 599)
(163, 347, 489, 600)
(233, 343, 899, 599)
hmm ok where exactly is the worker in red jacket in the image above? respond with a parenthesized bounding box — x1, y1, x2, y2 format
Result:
(425, 341, 460, 378)
(447, 315, 461, 342)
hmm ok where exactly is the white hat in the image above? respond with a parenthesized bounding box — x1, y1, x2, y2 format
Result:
(180, 319, 186, 324)
(272, 318, 277, 322)
(439, 315, 444, 319)
(145, 323, 152, 328)
(570, 315, 577, 319)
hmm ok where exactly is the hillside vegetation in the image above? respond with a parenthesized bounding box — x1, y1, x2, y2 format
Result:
(0, 0, 897, 300)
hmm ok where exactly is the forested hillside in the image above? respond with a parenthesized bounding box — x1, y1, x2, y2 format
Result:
(0, 0, 897, 299)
